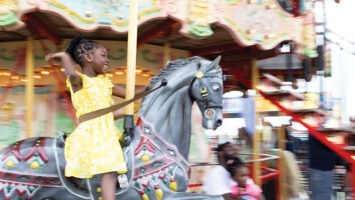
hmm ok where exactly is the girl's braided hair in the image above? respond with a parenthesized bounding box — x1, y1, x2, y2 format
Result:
(226, 156, 245, 175)
(65, 35, 98, 67)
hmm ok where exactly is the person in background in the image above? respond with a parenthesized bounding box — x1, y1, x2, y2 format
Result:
(308, 134, 345, 200)
(227, 157, 265, 200)
(203, 141, 253, 200)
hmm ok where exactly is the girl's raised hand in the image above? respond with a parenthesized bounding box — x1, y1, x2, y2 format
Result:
(45, 52, 78, 76)
(45, 52, 65, 66)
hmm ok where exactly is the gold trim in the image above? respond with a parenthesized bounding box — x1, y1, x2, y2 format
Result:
(50, 0, 96, 23)
(196, 71, 204, 79)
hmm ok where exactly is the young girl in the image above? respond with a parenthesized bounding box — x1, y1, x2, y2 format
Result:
(46, 36, 144, 200)
(227, 158, 265, 200)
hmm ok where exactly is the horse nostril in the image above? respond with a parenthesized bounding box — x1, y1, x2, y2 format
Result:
(217, 119, 222, 127)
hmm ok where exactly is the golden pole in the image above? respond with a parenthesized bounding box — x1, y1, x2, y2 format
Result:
(278, 125, 287, 199)
(278, 150, 286, 199)
(278, 125, 286, 150)
(25, 37, 34, 138)
(252, 58, 261, 186)
(251, 58, 259, 90)
(125, 0, 138, 115)
(253, 124, 261, 186)
(163, 42, 171, 66)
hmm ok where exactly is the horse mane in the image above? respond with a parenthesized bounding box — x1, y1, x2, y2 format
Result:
(139, 57, 201, 112)
(145, 56, 201, 91)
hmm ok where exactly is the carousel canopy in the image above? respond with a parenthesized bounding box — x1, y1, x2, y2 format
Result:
(0, 0, 317, 88)
(0, 0, 315, 55)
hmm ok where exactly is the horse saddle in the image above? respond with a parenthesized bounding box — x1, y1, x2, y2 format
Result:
(55, 132, 134, 199)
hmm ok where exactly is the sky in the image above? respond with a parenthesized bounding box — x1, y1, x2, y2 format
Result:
(325, 0, 355, 44)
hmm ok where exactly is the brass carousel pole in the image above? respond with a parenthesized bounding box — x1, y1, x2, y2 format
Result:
(277, 125, 287, 199)
(251, 58, 261, 186)
(124, 0, 138, 144)
(163, 42, 171, 65)
(25, 37, 34, 138)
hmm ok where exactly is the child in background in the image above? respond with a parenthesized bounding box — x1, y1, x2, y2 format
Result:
(227, 158, 265, 200)
(46, 35, 144, 200)
(203, 141, 242, 197)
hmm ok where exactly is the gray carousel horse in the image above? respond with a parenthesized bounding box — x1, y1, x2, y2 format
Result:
(0, 56, 224, 200)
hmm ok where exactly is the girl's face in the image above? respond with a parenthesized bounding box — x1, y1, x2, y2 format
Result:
(218, 143, 240, 165)
(232, 166, 249, 187)
(90, 45, 110, 74)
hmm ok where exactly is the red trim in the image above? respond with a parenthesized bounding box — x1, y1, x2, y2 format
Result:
(292, 0, 300, 16)
(22, 13, 61, 45)
(188, 183, 202, 188)
(134, 136, 156, 155)
(190, 43, 244, 56)
(261, 171, 279, 183)
(0, 172, 62, 187)
(261, 167, 280, 183)
(137, 18, 178, 47)
(16, 189, 26, 197)
(24, 138, 48, 163)
(2, 141, 23, 161)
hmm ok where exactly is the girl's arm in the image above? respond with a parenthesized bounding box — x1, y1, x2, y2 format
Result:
(46, 52, 77, 76)
(46, 52, 82, 91)
(112, 85, 146, 98)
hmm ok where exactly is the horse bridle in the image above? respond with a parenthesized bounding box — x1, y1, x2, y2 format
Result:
(190, 68, 223, 111)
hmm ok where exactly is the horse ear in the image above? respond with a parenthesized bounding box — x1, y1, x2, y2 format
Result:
(213, 55, 221, 65)
(203, 55, 221, 72)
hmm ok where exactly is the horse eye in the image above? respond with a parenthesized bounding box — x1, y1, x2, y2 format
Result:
(212, 84, 220, 92)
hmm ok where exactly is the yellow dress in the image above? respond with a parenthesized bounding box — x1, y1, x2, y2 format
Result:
(64, 72, 127, 178)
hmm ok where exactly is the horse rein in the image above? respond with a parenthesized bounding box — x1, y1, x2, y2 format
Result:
(78, 79, 167, 124)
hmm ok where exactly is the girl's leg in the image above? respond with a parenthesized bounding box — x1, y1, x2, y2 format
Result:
(102, 172, 117, 200)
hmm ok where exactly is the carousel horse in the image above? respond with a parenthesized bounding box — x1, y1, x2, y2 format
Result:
(0, 56, 224, 200)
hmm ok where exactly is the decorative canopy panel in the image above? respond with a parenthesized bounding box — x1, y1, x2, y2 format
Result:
(215, 1, 303, 50)
(0, 0, 24, 30)
(27, 0, 169, 32)
(0, 0, 315, 56)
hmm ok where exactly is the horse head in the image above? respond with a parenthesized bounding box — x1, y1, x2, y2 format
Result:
(190, 56, 223, 130)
